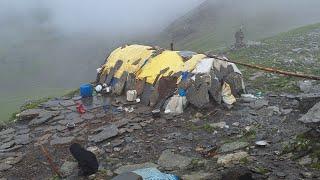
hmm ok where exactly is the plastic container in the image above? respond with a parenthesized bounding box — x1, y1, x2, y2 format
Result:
(178, 88, 186, 97)
(80, 84, 93, 98)
(127, 90, 137, 102)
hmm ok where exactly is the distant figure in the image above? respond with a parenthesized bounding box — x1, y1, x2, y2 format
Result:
(69, 143, 99, 176)
(234, 28, 246, 49)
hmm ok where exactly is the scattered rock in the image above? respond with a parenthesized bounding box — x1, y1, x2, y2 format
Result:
(18, 109, 44, 121)
(221, 166, 254, 180)
(298, 155, 312, 166)
(59, 100, 76, 107)
(28, 111, 60, 126)
(60, 161, 78, 177)
(217, 151, 249, 165)
(0, 141, 15, 150)
(182, 172, 215, 180)
(0, 163, 12, 171)
(250, 99, 268, 110)
(158, 149, 192, 170)
(15, 134, 31, 145)
(114, 162, 158, 175)
(218, 141, 249, 153)
(210, 122, 227, 129)
(299, 101, 320, 123)
(89, 124, 119, 143)
(50, 136, 75, 145)
(0, 128, 15, 136)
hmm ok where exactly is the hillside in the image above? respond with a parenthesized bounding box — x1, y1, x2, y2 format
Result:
(227, 23, 320, 93)
(158, 0, 320, 52)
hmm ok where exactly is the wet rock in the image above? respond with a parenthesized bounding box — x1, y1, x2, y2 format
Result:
(15, 134, 31, 145)
(182, 172, 215, 180)
(298, 155, 312, 165)
(275, 172, 287, 179)
(18, 109, 44, 120)
(218, 141, 249, 153)
(250, 99, 268, 110)
(89, 124, 119, 143)
(0, 145, 22, 153)
(297, 80, 313, 93)
(114, 162, 158, 175)
(0, 141, 15, 150)
(187, 81, 210, 108)
(59, 100, 76, 107)
(16, 128, 30, 135)
(0, 128, 15, 136)
(217, 151, 249, 165)
(221, 166, 254, 180)
(3, 154, 24, 165)
(210, 122, 227, 129)
(0, 163, 12, 171)
(82, 113, 95, 120)
(113, 119, 129, 128)
(299, 101, 320, 123)
(28, 111, 60, 126)
(158, 149, 192, 170)
(60, 161, 78, 177)
(50, 136, 75, 145)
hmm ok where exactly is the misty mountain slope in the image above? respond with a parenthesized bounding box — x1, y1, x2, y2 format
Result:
(158, 0, 320, 52)
(227, 23, 320, 93)
(0, 23, 116, 122)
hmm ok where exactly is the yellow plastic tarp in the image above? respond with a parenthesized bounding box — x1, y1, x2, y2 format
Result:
(101, 44, 207, 84)
(137, 51, 184, 84)
(101, 45, 154, 79)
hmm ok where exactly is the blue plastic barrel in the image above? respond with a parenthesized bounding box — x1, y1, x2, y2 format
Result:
(80, 84, 93, 98)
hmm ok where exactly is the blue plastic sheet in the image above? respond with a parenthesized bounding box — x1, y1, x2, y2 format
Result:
(133, 168, 179, 180)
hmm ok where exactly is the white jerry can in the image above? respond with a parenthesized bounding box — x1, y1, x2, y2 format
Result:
(126, 90, 137, 102)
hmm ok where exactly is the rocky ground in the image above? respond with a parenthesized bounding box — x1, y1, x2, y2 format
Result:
(1, 87, 320, 180)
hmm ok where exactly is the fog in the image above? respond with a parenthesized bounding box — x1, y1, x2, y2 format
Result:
(1, 0, 320, 121)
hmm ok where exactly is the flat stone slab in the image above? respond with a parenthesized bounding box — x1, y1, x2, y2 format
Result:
(250, 99, 269, 109)
(217, 151, 249, 165)
(89, 124, 119, 143)
(50, 136, 75, 145)
(60, 161, 78, 177)
(28, 111, 60, 126)
(218, 141, 249, 153)
(59, 100, 76, 107)
(158, 149, 192, 170)
(0, 163, 12, 171)
(0, 128, 15, 136)
(18, 109, 45, 120)
(15, 134, 31, 145)
(299, 101, 320, 123)
(114, 162, 158, 175)
(182, 172, 215, 180)
(0, 141, 15, 150)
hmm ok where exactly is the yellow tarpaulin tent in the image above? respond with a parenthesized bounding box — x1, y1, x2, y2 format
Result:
(100, 44, 206, 84)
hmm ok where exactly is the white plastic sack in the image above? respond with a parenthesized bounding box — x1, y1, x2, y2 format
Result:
(165, 95, 187, 114)
(222, 82, 236, 105)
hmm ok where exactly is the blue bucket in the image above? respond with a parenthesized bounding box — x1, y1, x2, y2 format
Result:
(178, 88, 186, 97)
(80, 84, 93, 98)
(181, 72, 189, 81)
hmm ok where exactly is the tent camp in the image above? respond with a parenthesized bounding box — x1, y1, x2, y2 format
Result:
(97, 44, 245, 110)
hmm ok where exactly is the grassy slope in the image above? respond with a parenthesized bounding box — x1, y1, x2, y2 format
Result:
(227, 23, 320, 93)
(158, 0, 320, 52)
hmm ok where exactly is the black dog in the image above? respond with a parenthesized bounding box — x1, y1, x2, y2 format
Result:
(69, 143, 99, 176)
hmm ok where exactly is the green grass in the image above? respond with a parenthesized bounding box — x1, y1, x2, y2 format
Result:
(0, 87, 73, 124)
(226, 23, 320, 93)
